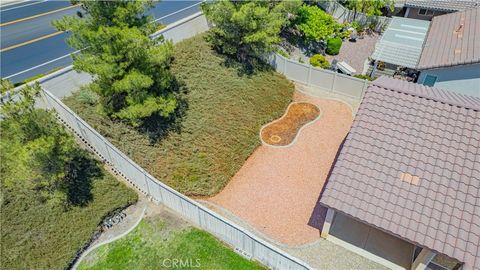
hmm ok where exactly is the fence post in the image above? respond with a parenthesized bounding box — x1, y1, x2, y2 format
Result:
(331, 73, 337, 93)
(142, 170, 151, 196)
(104, 142, 114, 164)
(40, 90, 52, 109)
(307, 66, 312, 85)
(362, 79, 369, 98)
(196, 205, 202, 227)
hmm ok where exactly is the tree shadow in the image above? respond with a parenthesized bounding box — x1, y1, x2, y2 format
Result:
(280, 30, 324, 58)
(307, 136, 347, 231)
(137, 78, 189, 144)
(64, 150, 103, 207)
(219, 52, 275, 77)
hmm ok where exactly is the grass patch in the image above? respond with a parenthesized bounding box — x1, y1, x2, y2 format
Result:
(1, 166, 138, 270)
(64, 33, 294, 196)
(78, 213, 265, 270)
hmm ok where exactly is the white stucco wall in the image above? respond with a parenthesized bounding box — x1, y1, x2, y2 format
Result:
(418, 63, 480, 97)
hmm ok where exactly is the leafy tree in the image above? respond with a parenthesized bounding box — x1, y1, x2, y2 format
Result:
(0, 79, 14, 94)
(0, 82, 79, 206)
(202, 0, 301, 70)
(296, 5, 340, 42)
(343, 0, 394, 19)
(54, 0, 176, 126)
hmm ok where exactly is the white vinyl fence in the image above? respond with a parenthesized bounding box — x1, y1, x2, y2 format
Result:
(39, 89, 311, 270)
(269, 53, 369, 100)
(151, 11, 210, 42)
(318, 0, 391, 31)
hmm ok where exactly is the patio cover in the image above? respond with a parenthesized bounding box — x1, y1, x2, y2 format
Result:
(320, 76, 480, 270)
(371, 17, 430, 68)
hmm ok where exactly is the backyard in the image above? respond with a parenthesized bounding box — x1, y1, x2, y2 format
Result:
(209, 90, 354, 245)
(78, 208, 265, 270)
(1, 161, 137, 270)
(64, 33, 294, 196)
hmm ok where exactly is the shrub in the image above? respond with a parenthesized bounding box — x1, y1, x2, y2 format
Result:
(353, 74, 376, 81)
(296, 4, 340, 41)
(351, 21, 364, 33)
(326, 37, 342, 55)
(276, 49, 290, 59)
(76, 86, 99, 105)
(310, 54, 331, 69)
(339, 30, 351, 40)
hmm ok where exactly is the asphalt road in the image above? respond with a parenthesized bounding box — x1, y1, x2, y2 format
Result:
(0, 0, 202, 83)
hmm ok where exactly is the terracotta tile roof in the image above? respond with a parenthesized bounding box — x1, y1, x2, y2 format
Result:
(405, 0, 480, 11)
(320, 76, 480, 269)
(417, 7, 480, 69)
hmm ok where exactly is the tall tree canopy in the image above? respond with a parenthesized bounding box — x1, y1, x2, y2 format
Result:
(343, 0, 394, 18)
(296, 4, 340, 42)
(202, 0, 301, 70)
(0, 82, 78, 206)
(54, 0, 176, 126)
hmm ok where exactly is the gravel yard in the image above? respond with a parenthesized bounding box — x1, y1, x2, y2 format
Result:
(208, 90, 353, 245)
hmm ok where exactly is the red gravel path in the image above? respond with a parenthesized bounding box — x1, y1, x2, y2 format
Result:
(208, 91, 353, 246)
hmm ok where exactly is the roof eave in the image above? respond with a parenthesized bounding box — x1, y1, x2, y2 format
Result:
(319, 201, 465, 269)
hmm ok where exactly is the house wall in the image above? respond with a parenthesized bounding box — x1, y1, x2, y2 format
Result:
(327, 212, 415, 270)
(418, 63, 480, 97)
(404, 7, 449, 20)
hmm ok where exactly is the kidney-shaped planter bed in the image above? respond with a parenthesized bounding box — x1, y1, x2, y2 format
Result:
(260, 102, 321, 148)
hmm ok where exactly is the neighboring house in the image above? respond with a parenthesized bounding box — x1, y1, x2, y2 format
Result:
(403, 0, 480, 20)
(319, 77, 480, 270)
(417, 8, 480, 97)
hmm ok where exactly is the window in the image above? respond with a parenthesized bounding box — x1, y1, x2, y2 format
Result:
(418, 9, 434, 16)
(423, 74, 437, 86)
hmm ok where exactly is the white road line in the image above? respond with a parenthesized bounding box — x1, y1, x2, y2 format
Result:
(0, 0, 48, 12)
(3, 49, 80, 79)
(152, 1, 203, 23)
(3, 1, 203, 80)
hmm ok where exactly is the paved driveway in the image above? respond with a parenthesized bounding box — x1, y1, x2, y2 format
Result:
(208, 91, 353, 245)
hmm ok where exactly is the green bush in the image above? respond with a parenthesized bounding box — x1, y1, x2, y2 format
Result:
(276, 49, 290, 59)
(351, 21, 364, 33)
(296, 5, 340, 42)
(353, 74, 376, 81)
(76, 86, 99, 105)
(326, 37, 342, 55)
(310, 54, 330, 69)
(339, 30, 351, 40)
